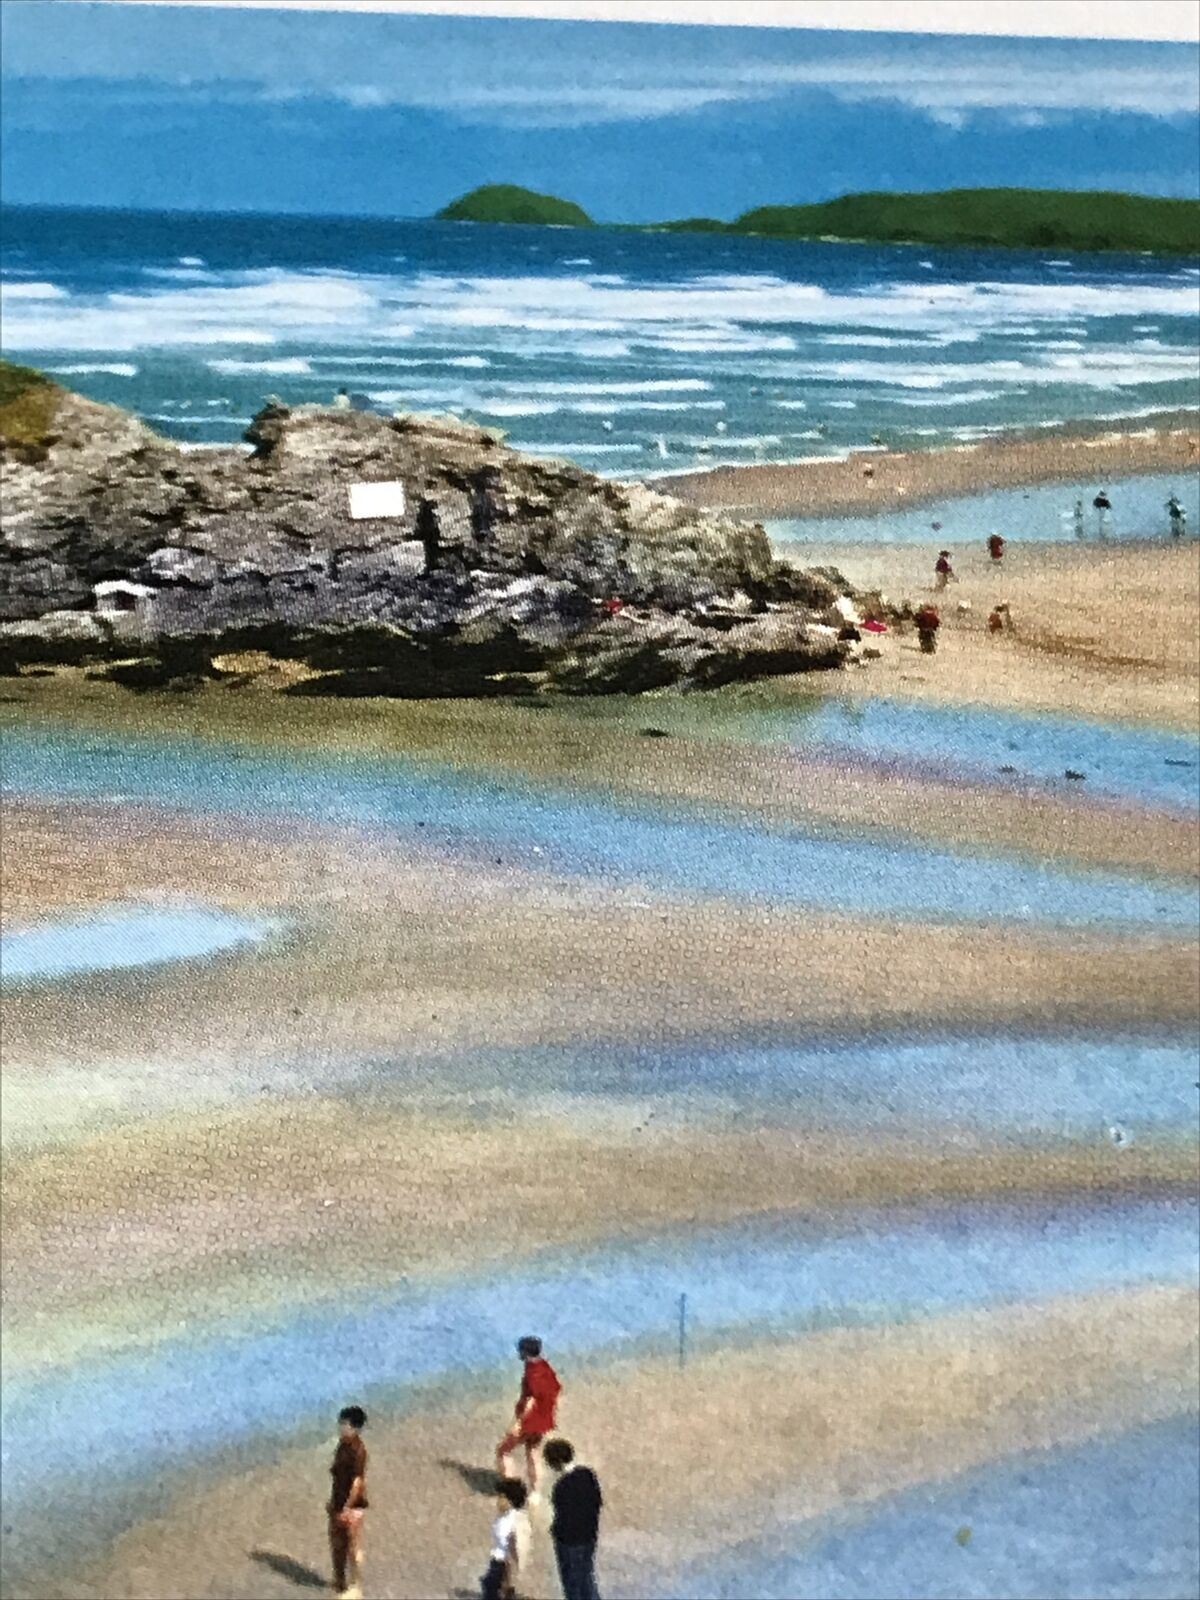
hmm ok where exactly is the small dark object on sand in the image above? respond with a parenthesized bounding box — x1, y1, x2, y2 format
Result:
(639, 727, 671, 738)
(1064, 769, 1086, 781)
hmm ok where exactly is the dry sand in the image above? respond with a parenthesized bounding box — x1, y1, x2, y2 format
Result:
(771, 539, 1200, 732)
(657, 414, 1199, 520)
(68, 1284, 1199, 1600)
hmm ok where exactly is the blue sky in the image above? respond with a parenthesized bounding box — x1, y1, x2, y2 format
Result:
(2, 3, 1197, 218)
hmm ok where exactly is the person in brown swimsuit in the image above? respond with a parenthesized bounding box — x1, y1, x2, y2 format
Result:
(328, 1405, 369, 1599)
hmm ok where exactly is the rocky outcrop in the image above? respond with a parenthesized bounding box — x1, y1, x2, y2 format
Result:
(1, 385, 857, 694)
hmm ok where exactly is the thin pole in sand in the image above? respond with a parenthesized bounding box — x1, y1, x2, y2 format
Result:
(678, 1293, 688, 1370)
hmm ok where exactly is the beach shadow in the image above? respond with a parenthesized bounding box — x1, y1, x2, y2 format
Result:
(248, 1549, 329, 1591)
(440, 1458, 501, 1496)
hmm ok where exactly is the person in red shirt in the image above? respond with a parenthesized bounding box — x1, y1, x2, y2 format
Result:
(496, 1336, 562, 1495)
(934, 551, 955, 589)
(987, 533, 1006, 563)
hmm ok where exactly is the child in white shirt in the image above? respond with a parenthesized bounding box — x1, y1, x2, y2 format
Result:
(482, 1478, 529, 1600)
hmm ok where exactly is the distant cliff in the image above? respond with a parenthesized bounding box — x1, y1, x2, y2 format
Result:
(436, 184, 593, 227)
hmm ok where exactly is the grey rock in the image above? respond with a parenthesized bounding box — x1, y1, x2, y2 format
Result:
(1, 387, 860, 694)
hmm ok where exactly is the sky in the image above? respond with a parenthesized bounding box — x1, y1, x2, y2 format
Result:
(2, 2, 1198, 218)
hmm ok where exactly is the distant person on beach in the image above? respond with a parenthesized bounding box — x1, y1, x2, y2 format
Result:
(1093, 490, 1113, 538)
(334, 387, 352, 410)
(914, 603, 941, 654)
(544, 1439, 603, 1600)
(934, 551, 955, 589)
(1073, 499, 1086, 539)
(481, 1478, 530, 1600)
(328, 1406, 368, 1600)
(498, 1337, 562, 1494)
(987, 533, 1006, 563)
(1167, 494, 1187, 538)
(988, 604, 1012, 634)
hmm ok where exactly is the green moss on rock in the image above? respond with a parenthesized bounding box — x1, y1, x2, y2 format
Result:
(0, 360, 60, 464)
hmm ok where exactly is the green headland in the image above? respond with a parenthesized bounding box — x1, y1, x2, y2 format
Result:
(436, 184, 593, 227)
(435, 185, 1200, 256)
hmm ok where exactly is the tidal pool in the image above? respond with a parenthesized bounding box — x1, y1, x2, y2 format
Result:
(3, 727, 1196, 930)
(764, 471, 1194, 547)
(0, 901, 278, 985)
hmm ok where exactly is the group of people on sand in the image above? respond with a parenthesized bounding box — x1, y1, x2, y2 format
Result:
(913, 531, 1014, 655)
(324, 1337, 602, 1600)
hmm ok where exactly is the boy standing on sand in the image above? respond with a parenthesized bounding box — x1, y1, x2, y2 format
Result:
(328, 1405, 368, 1600)
(497, 1336, 562, 1495)
(934, 551, 955, 589)
(481, 1478, 530, 1600)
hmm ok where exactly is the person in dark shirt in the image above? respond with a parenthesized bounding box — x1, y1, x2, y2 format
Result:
(327, 1405, 369, 1600)
(543, 1438, 602, 1600)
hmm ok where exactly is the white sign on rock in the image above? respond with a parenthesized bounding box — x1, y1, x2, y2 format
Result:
(348, 481, 407, 521)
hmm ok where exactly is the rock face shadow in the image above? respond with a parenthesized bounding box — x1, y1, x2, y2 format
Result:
(440, 1457, 502, 1497)
(248, 1548, 329, 1591)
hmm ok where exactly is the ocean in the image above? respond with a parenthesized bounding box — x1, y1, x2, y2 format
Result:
(2, 204, 1197, 479)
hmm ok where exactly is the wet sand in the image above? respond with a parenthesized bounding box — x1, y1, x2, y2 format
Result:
(4, 675, 1198, 879)
(63, 1284, 1199, 1600)
(656, 414, 1200, 520)
(8, 1073, 1196, 1376)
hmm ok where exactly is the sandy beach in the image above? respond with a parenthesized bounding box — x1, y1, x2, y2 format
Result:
(54, 1284, 1200, 1600)
(656, 414, 1200, 520)
(769, 538, 1200, 731)
(3, 427, 1198, 1600)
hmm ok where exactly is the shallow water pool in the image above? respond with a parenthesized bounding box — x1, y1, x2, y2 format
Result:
(0, 901, 277, 985)
(765, 471, 1197, 546)
(541, 692, 1200, 813)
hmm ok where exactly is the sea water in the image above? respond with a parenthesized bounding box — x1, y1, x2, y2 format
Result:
(535, 692, 1200, 812)
(2, 205, 1197, 477)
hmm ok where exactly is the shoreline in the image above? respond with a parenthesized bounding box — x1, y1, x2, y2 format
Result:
(653, 411, 1200, 520)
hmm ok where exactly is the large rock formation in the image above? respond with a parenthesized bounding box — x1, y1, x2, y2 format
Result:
(0, 381, 853, 694)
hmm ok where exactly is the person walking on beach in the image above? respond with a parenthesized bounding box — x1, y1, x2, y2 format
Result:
(328, 1406, 368, 1600)
(481, 1478, 531, 1600)
(544, 1439, 603, 1600)
(497, 1337, 562, 1496)
(1167, 494, 1187, 538)
(914, 602, 941, 654)
(1073, 499, 1086, 540)
(934, 551, 955, 589)
(1093, 489, 1113, 538)
(987, 532, 1005, 563)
